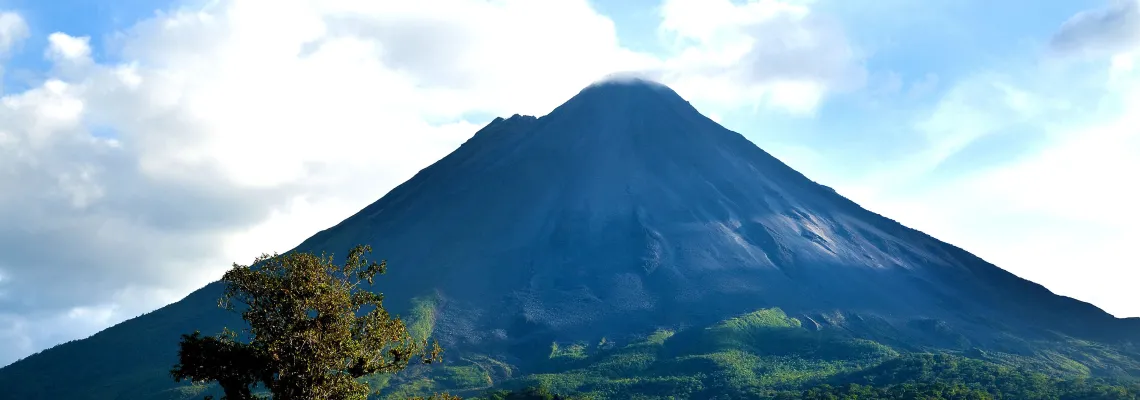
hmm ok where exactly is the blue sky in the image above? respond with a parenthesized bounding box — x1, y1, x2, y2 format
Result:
(0, 0, 164, 88)
(0, 0, 1138, 367)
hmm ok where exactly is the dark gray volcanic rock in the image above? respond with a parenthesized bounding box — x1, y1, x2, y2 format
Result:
(293, 79, 1135, 351)
(1, 78, 1138, 398)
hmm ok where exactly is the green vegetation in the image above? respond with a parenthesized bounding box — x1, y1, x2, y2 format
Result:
(550, 342, 590, 361)
(371, 308, 1140, 400)
(478, 387, 587, 400)
(771, 353, 1140, 399)
(408, 296, 440, 344)
(438, 365, 493, 389)
(171, 245, 445, 400)
(714, 308, 801, 330)
(5, 269, 1135, 400)
(477, 308, 885, 398)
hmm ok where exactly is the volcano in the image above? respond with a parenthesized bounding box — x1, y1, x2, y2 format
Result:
(1, 78, 1138, 399)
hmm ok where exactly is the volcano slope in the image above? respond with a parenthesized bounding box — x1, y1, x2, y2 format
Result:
(1, 79, 1139, 399)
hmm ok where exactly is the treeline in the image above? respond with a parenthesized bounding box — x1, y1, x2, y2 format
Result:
(490, 354, 1140, 399)
(478, 387, 586, 400)
(774, 379, 1140, 400)
(787, 353, 1140, 400)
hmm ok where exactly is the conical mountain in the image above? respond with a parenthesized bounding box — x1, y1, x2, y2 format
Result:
(1, 78, 1137, 399)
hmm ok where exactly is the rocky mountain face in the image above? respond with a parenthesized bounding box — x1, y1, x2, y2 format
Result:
(1, 78, 1137, 399)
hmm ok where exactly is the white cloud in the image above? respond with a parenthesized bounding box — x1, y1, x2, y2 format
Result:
(873, 75, 1054, 188)
(0, 11, 28, 57)
(848, 124, 1140, 316)
(656, 0, 865, 114)
(0, 11, 29, 92)
(1050, 0, 1140, 59)
(46, 33, 93, 64)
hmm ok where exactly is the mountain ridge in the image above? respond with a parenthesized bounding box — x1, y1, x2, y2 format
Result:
(248, 77, 1140, 352)
(0, 77, 1137, 399)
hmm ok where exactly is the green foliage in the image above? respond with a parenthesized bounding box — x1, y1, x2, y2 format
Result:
(478, 386, 590, 400)
(713, 308, 801, 330)
(448, 308, 1140, 400)
(408, 296, 440, 344)
(693, 309, 897, 362)
(481, 350, 1140, 400)
(643, 330, 675, 346)
(169, 330, 269, 400)
(438, 365, 493, 390)
(550, 342, 590, 361)
(405, 393, 463, 400)
(7, 288, 1135, 400)
(380, 377, 441, 399)
(358, 373, 393, 394)
(772, 353, 1140, 399)
(170, 245, 444, 400)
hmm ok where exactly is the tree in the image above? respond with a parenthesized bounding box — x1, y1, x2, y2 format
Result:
(480, 387, 586, 400)
(171, 245, 444, 400)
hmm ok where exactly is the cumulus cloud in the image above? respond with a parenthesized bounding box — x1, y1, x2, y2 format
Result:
(656, 0, 865, 114)
(1051, 0, 1140, 58)
(46, 33, 92, 63)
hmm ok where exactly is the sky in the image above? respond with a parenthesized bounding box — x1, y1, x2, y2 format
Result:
(0, 0, 1137, 367)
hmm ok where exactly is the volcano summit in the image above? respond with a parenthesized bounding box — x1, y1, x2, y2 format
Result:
(1, 78, 1138, 399)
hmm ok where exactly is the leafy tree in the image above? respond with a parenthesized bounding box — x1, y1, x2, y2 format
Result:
(171, 245, 444, 400)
